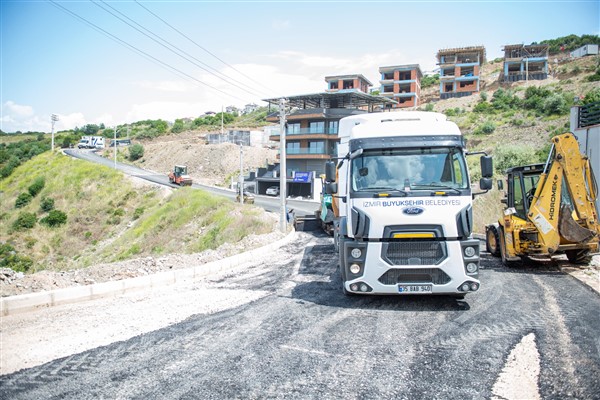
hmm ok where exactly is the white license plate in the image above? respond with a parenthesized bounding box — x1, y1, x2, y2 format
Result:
(398, 284, 432, 294)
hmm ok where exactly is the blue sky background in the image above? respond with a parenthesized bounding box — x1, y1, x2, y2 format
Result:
(1, 0, 599, 133)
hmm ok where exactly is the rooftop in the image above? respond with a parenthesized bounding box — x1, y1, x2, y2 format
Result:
(324, 74, 373, 86)
(263, 91, 396, 109)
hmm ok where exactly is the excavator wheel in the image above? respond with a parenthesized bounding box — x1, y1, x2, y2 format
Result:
(565, 249, 592, 265)
(485, 225, 501, 257)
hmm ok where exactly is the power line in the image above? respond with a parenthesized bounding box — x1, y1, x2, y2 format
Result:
(48, 0, 247, 103)
(134, 0, 279, 96)
(93, 0, 269, 99)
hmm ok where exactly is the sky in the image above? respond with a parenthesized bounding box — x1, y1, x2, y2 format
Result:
(1, 0, 599, 133)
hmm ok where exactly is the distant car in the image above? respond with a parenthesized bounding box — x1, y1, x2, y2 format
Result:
(266, 186, 280, 196)
(236, 192, 255, 204)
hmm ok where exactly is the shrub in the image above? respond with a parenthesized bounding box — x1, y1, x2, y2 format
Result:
(12, 212, 37, 230)
(479, 92, 488, 102)
(0, 243, 33, 272)
(15, 192, 33, 208)
(582, 87, 600, 104)
(542, 93, 569, 115)
(28, 176, 45, 197)
(133, 207, 144, 220)
(40, 197, 55, 212)
(40, 210, 67, 227)
(473, 101, 492, 114)
(494, 145, 540, 173)
(474, 121, 496, 135)
(129, 143, 144, 161)
(425, 103, 434, 112)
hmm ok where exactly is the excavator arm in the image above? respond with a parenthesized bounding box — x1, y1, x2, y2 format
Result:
(528, 133, 599, 253)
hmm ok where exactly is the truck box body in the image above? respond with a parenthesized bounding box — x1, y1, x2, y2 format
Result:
(78, 136, 105, 149)
(332, 111, 481, 296)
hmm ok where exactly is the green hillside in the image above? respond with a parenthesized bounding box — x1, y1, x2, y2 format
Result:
(0, 152, 273, 273)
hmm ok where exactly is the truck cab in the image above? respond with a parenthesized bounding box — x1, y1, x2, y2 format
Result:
(326, 111, 492, 297)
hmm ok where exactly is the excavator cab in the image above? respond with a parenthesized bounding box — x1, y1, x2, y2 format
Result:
(502, 164, 544, 220)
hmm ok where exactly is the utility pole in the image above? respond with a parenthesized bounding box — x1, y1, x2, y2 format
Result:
(50, 114, 58, 151)
(279, 98, 287, 233)
(221, 105, 224, 134)
(239, 141, 244, 204)
(114, 126, 119, 169)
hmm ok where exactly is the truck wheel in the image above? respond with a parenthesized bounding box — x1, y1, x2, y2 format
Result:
(485, 225, 501, 257)
(565, 249, 592, 264)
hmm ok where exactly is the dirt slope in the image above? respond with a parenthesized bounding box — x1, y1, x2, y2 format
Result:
(132, 132, 279, 186)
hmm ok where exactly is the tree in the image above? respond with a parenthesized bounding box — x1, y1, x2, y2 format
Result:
(171, 119, 185, 133)
(129, 143, 144, 161)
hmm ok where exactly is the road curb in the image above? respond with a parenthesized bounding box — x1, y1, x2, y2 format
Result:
(1, 230, 297, 316)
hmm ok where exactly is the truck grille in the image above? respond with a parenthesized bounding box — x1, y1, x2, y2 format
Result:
(383, 241, 446, 265)
(378, 268, 451, 285)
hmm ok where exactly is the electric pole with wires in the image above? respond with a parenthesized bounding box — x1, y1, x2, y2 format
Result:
(279, 98, 287, 233)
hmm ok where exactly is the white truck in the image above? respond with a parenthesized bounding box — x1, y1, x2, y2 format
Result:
(77, 136, 105, 149)
(325, 111, 493, 298)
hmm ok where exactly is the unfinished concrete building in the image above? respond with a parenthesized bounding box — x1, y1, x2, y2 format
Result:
(436, 46, 486, 99)
(325, 74, 372, 94)
(502, 44, 549, 82)
(378, 64, 423, 108)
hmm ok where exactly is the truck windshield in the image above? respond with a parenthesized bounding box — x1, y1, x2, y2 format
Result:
(351, 147, 468, 192)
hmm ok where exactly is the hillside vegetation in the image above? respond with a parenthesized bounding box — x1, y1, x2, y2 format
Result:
(0, 152, 274, 273)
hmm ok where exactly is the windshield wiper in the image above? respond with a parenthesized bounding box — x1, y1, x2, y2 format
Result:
(411, 183, 461, 194)
(360, 187, 408, 196)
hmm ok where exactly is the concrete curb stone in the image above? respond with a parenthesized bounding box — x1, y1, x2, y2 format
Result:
(1, 230, 297, 316)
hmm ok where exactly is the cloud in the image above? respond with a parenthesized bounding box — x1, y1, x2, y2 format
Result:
(3, 101, 34, 118)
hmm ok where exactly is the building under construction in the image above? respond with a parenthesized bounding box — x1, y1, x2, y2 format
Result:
(502, 44, 549, 82)
(378, 64, 423, 108)
(436, 46, 486, 99)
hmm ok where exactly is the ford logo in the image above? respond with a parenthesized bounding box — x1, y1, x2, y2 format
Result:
(402, 207, 424, 215)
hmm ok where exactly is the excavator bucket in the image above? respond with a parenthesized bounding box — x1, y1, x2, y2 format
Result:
(558, 204, 597, 243)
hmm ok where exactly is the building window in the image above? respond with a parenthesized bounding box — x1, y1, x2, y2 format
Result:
(287, 123, 301, 134)
(330, 81, 338, 90)
(287, 142, 300, 154)
(343, 80, 354, 89)
(309, 121, 324, 133)
(309, 141, 324, 154)
(328, 121, 338, 134)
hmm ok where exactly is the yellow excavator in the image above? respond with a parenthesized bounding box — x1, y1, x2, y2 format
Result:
(486, 133, 599, 265)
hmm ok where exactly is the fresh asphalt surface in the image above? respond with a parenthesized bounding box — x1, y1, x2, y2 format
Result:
(1, 150, 599, 398)
(2, 232, 599, 399)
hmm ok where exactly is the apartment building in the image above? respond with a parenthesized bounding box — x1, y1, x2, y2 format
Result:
(378, 64, 423, 108)
(261, 86, 395, 198)
(437, 46, 486, 99)
(502, 44, 549, 82)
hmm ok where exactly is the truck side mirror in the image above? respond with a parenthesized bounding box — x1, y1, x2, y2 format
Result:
(325, 182, 337, 195)
(479, 178, 492, 190)
(480, 155, 493, 178)
(325, 161, 336, 183)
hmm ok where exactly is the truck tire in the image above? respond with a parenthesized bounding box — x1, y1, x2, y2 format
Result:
(565, 249, 592, 264)
(485, 225, 501, 257)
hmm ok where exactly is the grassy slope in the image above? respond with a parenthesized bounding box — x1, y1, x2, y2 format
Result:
(0, 152, 273, 272)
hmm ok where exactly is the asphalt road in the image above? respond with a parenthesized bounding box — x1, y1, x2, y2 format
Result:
(2, 232, 599, 399)
(64, 149, 320, 216)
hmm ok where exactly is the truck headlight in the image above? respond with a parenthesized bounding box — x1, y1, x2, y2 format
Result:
(350, 248, 362, 259)
(464, 246, 476, 257)
(350, 263, 361, 274)
(466, 262, 478, 273)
